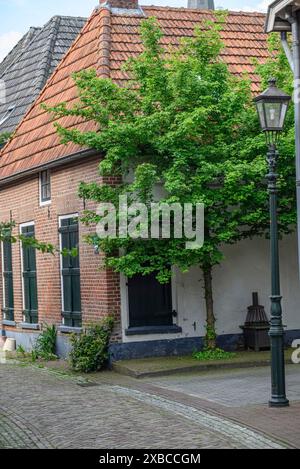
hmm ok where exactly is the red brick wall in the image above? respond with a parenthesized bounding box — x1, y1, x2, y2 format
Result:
(0, 156, 121, 340)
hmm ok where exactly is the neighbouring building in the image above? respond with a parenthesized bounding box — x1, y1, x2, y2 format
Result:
(0, 15, 87, 137)
(0, 0, 299, 361)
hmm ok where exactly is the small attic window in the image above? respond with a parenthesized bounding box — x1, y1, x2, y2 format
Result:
(0, 106, 15, 127)
(40, 170, 51, 205)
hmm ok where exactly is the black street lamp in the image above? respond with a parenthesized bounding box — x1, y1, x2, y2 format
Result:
(254, 78, 291, 408)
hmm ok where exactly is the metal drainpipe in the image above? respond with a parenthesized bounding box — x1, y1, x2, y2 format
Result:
(281, 31, 294, 72)
(291, 12, 300, 278)
(282, 13, 300, 277)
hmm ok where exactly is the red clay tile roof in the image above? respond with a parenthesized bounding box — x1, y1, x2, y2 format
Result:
(0, 5, 268, 182)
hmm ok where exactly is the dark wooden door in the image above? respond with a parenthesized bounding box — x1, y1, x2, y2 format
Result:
(128, 273, 173, 328)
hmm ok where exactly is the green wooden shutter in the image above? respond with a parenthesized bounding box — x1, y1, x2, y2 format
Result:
(59, 217, 81, 327)
(2, 238, 14, 321)
(21, 225, 38, 324)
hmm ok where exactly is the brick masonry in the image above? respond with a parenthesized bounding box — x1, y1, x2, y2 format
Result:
(0, 155, 121, 342)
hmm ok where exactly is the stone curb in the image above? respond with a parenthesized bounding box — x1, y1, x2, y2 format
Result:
(113, 358, 293, 379)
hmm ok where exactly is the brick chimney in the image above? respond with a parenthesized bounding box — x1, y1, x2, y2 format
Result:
(100, 0, 139, 8)
(188, 0, 215, 9)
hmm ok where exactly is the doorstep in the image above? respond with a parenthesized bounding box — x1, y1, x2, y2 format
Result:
(112, 349, 294, 379)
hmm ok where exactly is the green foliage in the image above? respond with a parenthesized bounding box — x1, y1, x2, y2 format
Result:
(0, 132, 12, 148)
(204, 325, 217, 350)
(44, 15, 292, 281)
(0, 221, 78, 258)
(33, 325, 58, 361)
(69, 317, 114, 373)
(193, 347, 236, 361)
(16, 345, 26, 356)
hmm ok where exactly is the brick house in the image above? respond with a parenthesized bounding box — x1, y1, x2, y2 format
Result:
(0, 0, 299, 360)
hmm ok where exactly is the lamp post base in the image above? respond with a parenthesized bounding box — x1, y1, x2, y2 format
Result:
(269, 398, 289, 408)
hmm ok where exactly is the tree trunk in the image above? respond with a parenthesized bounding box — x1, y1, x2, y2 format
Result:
(203, 265, 217, 350)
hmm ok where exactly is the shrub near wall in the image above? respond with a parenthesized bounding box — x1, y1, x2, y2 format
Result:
(69, 317, 114, 373)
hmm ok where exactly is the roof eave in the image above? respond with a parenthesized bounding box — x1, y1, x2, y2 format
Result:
(265, 0, 300, 32)
(0, 148, 100, 188)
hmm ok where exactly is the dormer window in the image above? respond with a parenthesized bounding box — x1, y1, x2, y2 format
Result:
(40, 170, 51, 205)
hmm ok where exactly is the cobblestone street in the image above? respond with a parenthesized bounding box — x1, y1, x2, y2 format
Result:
(0, 363, 298, 449)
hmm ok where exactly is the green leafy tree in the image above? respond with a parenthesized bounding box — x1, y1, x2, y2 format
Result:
(44, 16, 296, 349)
(0, 132, 11, 148)
(0, 221, 77, 257)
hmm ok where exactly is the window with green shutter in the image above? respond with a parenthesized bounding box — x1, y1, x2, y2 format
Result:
(59, 216, 81, 327)
(21, 224, 38, 324)
(2, 238, 14, 321)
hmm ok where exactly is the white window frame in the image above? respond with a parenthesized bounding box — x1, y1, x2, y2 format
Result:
(58, 214, 79, 325)
(19, 221, 35, 322)
(39, 170, 51, 206)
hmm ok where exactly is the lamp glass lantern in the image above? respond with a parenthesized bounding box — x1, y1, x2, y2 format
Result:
(254, 78, 291, 145)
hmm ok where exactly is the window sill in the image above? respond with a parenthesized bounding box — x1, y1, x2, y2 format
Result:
(40, 200, 51, 207)
(58, 325, 82, 335)
(1, 320, 16, 327)
(18, 323, 40, 331)
(125, 325, 182, 336)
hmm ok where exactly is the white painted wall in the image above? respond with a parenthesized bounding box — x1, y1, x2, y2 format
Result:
(121, 233, 300, 342)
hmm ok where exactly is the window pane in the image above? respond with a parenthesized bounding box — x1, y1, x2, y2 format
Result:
(40, 170, 51, 202)
(264, 102, 282, 129)
(256, 102, 266, 130)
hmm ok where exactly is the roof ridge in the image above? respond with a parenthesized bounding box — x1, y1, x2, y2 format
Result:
(0, 27, 41, 79)
(33, 15, 62, 94)
(32, 10, 98, 104)
(0, 15, 89, 80)
(142, 6, 266, 16)
(49, 15, 88, 20)
(97, 6, 112, 78)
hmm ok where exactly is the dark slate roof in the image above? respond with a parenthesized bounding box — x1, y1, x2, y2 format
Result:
(0, 15, 87, 134)
(0, 28, 41, 78)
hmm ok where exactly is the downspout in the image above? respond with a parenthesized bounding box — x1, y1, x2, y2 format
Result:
(281, 31, 294, 72)
(280, 15, 300, 278)
(0, 201, 5, 342)
(290, 12, 300, 278)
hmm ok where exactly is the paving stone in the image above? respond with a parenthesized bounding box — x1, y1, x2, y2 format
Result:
(0, 363, 285, 449)
(1, 363, 298, 449)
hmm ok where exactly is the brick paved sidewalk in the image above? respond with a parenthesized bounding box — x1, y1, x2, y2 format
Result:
(128, 365, 300, 449)
(0, 363, 289, 449)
